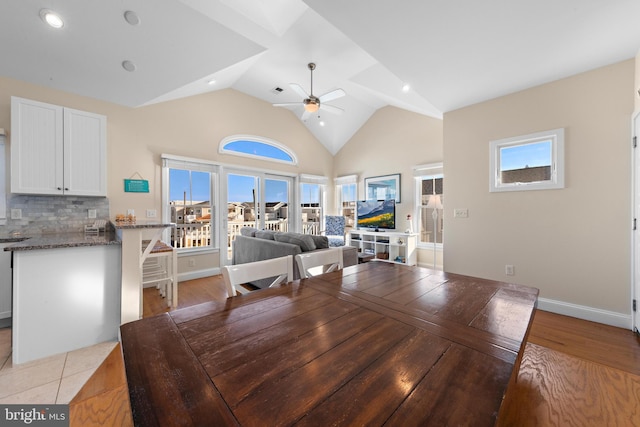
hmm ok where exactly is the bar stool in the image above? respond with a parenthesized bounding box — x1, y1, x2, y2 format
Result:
(142, 240, 178, 308)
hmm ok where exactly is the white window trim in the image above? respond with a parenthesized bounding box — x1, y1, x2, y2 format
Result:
(161, 154, 219, 252)
(219, 134, 298, 165)
(489, 128, 564, 193)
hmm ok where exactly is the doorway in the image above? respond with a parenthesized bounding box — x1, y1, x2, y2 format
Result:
(222, 169, 293, 265)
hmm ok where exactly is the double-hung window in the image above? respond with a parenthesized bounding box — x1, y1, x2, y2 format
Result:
(162, 155, 218, 251)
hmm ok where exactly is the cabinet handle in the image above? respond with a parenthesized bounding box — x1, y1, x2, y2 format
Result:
(57, 187, 62, 190)
(64, 188, 69, 191)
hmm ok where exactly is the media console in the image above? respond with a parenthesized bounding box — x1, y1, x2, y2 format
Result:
(348, 230, 417, 266)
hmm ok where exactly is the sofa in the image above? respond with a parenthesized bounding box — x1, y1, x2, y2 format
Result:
(232, 227, 358, 288)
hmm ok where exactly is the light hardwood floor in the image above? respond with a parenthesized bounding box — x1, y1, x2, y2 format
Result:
(69, 275, 640, 426)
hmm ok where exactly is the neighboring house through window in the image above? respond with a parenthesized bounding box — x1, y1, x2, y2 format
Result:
(162, 155, 218, 251)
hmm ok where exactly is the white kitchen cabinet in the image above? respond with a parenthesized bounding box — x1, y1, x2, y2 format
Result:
(10, 96, 107, 196)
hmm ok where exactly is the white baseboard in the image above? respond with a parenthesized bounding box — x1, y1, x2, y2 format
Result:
(178, 267, 220, 283)
(537, 297, 632, 330)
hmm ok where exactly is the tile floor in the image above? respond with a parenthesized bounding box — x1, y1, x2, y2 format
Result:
(0, 328, 116, 404)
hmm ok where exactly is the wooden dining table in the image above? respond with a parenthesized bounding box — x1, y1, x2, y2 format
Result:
(120, 261, 538, 426)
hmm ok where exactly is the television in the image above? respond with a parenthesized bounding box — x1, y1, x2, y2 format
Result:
(356, 199, 396, 231)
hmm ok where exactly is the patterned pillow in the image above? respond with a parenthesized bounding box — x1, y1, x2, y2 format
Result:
(273, 232, 317, 252)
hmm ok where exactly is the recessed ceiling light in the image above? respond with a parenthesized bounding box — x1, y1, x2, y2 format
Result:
(40, 9, 64, 29)
(319, 121, 325, 127)
(122, 60, 136, 72)
(402, 83, 411, 93)
(124, 11, 141, 26)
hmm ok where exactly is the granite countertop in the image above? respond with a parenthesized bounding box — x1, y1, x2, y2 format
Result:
(4, 232, 121, 251)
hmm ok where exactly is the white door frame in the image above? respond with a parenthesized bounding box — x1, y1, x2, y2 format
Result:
(632, 112, 640, 334)
(220, 167, 294, 267)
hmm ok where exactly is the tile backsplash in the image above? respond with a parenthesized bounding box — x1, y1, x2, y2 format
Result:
(3, 194, 110, 235)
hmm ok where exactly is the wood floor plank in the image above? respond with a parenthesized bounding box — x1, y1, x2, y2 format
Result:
(497, 342, 640, 427)
(527, 310, 640, 375)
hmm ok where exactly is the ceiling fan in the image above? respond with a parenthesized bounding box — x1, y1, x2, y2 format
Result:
(273, 63, 346, 120)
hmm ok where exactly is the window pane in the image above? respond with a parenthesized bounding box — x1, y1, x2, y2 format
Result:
(301, 183, 321, 235)
(500, 140, 552, 184)
(169, 168, 213, 249)
(223, 139, 294, 162)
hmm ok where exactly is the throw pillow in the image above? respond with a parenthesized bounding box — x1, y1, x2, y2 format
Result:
(274, 232, 317, 252)
(255, 230, 276, 240)
(310, 235, 329, 249)
(240, 227, 258, 237)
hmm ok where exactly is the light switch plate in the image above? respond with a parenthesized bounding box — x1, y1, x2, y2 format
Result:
(453, 208, 468, 218)
(10, 209, 21, 220)
(88, 209, 97, 219)
(146, 209, 157, 218)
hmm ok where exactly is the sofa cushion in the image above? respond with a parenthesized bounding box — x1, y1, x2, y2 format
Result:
(240, 226, 258, 237)
(274, 232, 316, 252)
(255, 230, 276, 240)
(310, 235, 329, 249)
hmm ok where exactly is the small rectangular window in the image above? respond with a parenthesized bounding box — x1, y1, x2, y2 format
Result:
(490, 128, 564, 192)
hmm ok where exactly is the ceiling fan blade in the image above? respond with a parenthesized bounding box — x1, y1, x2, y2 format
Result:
(318, 88, 345, 103)
(289, 83, 309, 99)
(273, 102, 301, 107)
(319, 104, 344, 115)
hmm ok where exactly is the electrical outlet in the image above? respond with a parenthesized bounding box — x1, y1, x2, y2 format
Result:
(188, 258, 196, 267)
(10, 209, 21, 220)
(146, 209, 157, 218)
(88, 209, 97, 219)
(453, 208, 468, 218)
(127, 209, 135, 216)
(505, 264, 515, 276)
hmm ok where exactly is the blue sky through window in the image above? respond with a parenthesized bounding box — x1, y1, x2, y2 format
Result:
(500, 140, 552, 171)
(170, 169, 210, 202)
(224, 140, 293, 162)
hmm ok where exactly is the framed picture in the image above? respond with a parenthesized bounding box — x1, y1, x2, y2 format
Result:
(365, 173, 401, 203)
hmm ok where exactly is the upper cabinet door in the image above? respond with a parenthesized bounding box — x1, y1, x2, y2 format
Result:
(10, 97, 107, 197)
(11, 97, 64, 195)
(63, 108, 107, 196)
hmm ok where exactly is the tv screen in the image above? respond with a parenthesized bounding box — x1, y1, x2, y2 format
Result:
(356, 199, 395, 230)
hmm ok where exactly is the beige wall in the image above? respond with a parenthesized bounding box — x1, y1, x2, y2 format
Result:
(0, 77, 333, 272)
(333, 106, 444, 265)
(443, 60, 634, 321)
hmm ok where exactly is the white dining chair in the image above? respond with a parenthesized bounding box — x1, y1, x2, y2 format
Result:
(295, 247, 344, 279)
(221, 255, 294, 298)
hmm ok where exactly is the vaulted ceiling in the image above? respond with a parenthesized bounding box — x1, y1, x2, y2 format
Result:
(1, 0, 639, 154)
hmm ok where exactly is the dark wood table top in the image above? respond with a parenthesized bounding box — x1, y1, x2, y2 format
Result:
(121, 261, 538, 426)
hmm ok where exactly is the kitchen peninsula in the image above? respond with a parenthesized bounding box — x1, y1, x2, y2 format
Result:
(5, 233, 121, 364)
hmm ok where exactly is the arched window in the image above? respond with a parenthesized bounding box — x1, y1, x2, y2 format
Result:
(219, 135, 297, 165)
